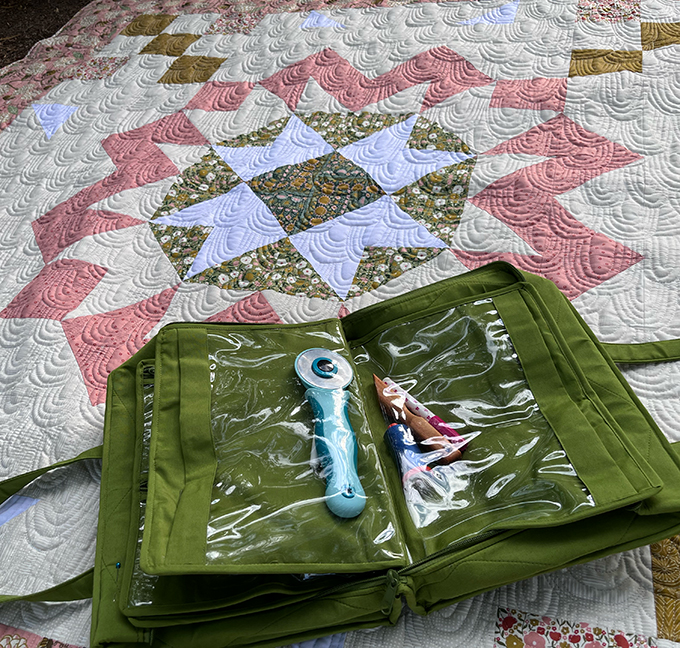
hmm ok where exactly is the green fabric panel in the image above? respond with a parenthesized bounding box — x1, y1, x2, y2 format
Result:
(502, 287, 665, 499)
(517, 269, 680, 514)
(151, 575, 399, 648)
(125, 582, 334, 626)
(409, 509, 680, 614)
(91, 343, 157, 648)
(119, 334, 402, 617)
(118, 361, 160, 620)
(165, 329, 215, 566)
(494, 290, 644, 504)
(602, 340, 680, 364)
(141, 328, 183, 575)
(123, 368, 341, 624)
(153, 615, 395, 648)
(519, 286, 664, 497)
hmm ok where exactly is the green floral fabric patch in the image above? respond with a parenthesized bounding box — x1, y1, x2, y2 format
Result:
(297, 111, 410, 148)
(407, 116, 471, 153)
(215, 115, 291, 148)
(186, 238, 335, 299)
(393, 158, 476, 245)
(349, 247, 446, 296)
(152, 149, 241, 219)
(248, 151, 384, 234)
(150, 223, 212, 278)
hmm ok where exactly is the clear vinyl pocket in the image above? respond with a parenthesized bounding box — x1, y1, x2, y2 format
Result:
(141, 320, 407, 576)
(202, 324, 405, 573)
(122, 362, 380, 622)
(349, 290, 661, 559)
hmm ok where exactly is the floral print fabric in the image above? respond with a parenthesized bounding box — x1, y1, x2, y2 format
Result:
(576, 0, 640, 22)
(299, 112, 409, 149)
(189, 238, 336, 298)
(149, 110, 475, 300)
(152, 149, 241, 219)
(216, 116, 291, 148)
(393, 158, 476, 246)
(249, 152, 384, 234)
(495, 608, 657, 648)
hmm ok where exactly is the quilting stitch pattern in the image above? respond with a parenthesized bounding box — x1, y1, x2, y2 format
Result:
(1, 0, 680, 646)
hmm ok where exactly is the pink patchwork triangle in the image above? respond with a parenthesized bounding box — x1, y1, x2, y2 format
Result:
(458, 114, 645, 299)
(0, 259, 107, 321)
(490, 78, 568, 112)
(33, 209, 144, 264)
(205, 292, 282, 323)
(260, 47, 493, 112)
(62, 285, 178, 406)
(34, 112, 207, 264)
(184, 81, 255, 112)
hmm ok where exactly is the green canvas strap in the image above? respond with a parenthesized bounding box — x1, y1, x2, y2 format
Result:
(0, 445, 103, 602)
(0, 445, 103, 505)
(0, 569, 95, 603)
(602, 339, 680, 364)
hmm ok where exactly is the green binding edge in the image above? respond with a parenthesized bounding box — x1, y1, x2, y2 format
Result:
(496, 287, 661, 505)
(91, 340, 156, 647)
(517, 269, 680, 514)
(116, 360, 155, 618)
(603, 339, 680, 364)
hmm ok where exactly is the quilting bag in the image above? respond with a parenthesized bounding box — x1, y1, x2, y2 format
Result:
(2, 261, 680, 648)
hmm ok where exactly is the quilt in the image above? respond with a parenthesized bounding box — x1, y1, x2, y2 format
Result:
(0, 0, 679, 646)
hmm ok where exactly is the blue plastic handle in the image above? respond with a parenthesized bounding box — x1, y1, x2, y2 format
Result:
(305, 387, 366, 518)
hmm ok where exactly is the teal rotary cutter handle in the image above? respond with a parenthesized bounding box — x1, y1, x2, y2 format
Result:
(295, 348, 366, 518)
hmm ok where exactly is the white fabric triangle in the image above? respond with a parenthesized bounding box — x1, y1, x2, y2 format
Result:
(339, 115, 473, 194)
(290, 195, 446, 299)
(32, 103, 78, 139)
(300, 10, 346, 29)
(213, 115, 333, 181)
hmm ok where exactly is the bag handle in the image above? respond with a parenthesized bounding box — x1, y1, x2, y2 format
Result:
(602, 339, 680, 364)
(0, 445, 103, 602)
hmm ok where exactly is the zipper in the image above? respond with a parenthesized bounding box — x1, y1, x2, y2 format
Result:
(380, 569, 402, 615)
(308, 529, 503, 619)
(401, 529, 501, 577)
(382, 530, 502, 615)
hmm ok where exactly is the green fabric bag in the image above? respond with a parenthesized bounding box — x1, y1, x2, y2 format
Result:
(2, 262, 680, 648)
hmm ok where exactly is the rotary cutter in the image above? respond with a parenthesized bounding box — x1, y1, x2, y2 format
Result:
(295, 348, 366, 518)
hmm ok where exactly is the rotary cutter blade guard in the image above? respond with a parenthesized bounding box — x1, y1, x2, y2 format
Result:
(295, 348, 366, 518)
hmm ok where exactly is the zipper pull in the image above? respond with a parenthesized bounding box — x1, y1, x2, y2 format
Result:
(380, 569, 401, 616)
